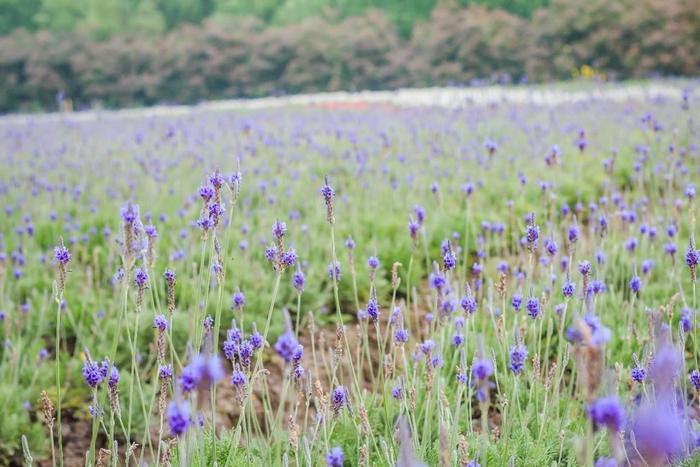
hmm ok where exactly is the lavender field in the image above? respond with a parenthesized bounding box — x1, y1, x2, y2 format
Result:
(1, 82, 699, 467)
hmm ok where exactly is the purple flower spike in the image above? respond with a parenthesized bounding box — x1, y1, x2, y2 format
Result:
(509, 344, 528, 374)
(472, 358, 494, 380)
(82, 360, 103, 388)
(326, 446, 344, 467)
(54, 245, 71, 265)
(526, 296, 540, 319)
(588, 396, 625, 432)
(153, 314, 168, 331)
(689, 370, 700, 391)
(272, 220, 287, 241)
(167, 400, 191, 436)
(134, 267, 149, 289)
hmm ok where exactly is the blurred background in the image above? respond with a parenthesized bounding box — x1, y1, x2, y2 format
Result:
(0, 0, 698, 112)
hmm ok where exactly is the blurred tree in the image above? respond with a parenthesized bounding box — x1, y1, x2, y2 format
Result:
(129, 0, 166, 36)
(9, 0, 552, 38)
(0, 0, 42, 33)
(156, 0, 214, 29)
(458, 0, 549, 18)
(385, 0, 436, 38)
(270, 0, 334, 25)
(79, 0, 133, 40)
(213, 0, 283, 22)
(1, 0, 697, 111)
(33, 0, 87, 32)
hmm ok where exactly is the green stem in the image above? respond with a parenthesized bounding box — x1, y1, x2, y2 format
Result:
(54, 295, 64, 467)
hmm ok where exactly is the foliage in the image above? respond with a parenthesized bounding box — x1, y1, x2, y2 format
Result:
(0, 0, 551, 36)
(1, 0, 699, 112)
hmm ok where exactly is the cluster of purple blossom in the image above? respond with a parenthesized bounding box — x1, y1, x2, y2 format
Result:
(4, 87, 700, 466)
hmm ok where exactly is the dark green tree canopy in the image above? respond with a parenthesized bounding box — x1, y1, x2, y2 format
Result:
(0, 0, 550, 37)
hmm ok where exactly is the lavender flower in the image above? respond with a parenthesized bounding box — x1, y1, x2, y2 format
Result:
(198, 185, 214, 202)
(164, 269, 176, 287)
(526, 296, 540, 319)
(238, 340, 254, 367)
(368, 255, 380, 270)
(180, 354, 224, 391)
(420, 339, 435, 356)
(544, 238, 557, 256)
(629, 275, 641, 294)
(272, 220, 287, 242)
(511, 293, 522, 312)
(153, 314, 168, 331)
(232, 290, 245, 310)
(596, 250, 606, 265)
(472, 358, 494, 380)
(632, 366, 647, 383)
(320, 181, 334, 202)
(327, 261, 341, 281)
(167, 400, 191, 436)
(54, 245, 71, 265)
(562, 280, 575, 298)
(394, 328, 409, 344)
(82, 360, 103, 388)
(389, 306, 401, 325)
(588, 396, 625, 432)
(414, 205, 425, 225)
(429, 272, 446, 291)
(443, 249, 456, 270)
(408, 218, 420, 243)
(649, 342, 682, 393)
(509, 344, 528, 374)
(320, 180, 335, 224)
(598, 215, 608, 233)
(231, 368, 247, 387)
(108, 364, 120, 388)
(685, 184, 696, 200)
(280, 249, 297, 268)
(134, 267, 149, 289)
(680, 307, 693, 333)
(293, 269, 305, 292)
(159, 364, 173, 380)
(686, 243, 699, 275)
(264, 245, 278, 264)
(120, 203, 139, 225)
(461, 294, 477, 314)
(274, 331, 299, 363)
(326, 447, 344, 467)
(578, 260, 591, 276)
(345, 236, 355, 250)
(144, 224, 157, 239)
(630, 396, 692, 461)
(665, 242, 677, 257)
(331, 386, 347, 415)
(689, 370, 700, 391)
(526, 224, 539, 249)
(567, 224, 579, 244)
(366, 297, 380, 322)
(249, 328, 264, 351)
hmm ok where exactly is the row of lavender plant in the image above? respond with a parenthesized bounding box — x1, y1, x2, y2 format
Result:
(0, 85, 698, 466)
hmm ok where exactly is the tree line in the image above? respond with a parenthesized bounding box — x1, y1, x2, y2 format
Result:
(0, 0, 698, 112)
(1, 0, 549, 39)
